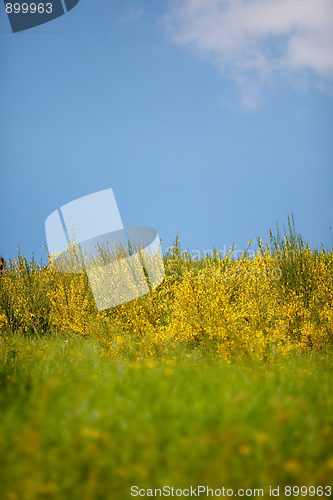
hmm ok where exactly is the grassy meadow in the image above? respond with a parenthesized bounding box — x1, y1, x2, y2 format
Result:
(0, 219, 332, 499)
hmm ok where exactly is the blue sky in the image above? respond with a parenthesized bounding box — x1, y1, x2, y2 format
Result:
(1, 0, 332, 264)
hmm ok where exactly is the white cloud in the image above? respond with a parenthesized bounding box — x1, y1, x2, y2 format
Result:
(164, 0, 333, 108)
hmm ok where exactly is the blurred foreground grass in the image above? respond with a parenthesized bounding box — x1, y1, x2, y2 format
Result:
(0, 334, 332, 499)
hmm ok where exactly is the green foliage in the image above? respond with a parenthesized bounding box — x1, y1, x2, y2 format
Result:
(0, 255, 55, 335)
(0, 335, 332, 499)
(264, 215, 330, 306)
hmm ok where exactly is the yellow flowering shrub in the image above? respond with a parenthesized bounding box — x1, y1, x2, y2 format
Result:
(0, 223, 332, 362)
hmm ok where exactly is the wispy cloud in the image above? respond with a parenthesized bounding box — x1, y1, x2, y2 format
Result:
(164, 0, 333, 108)
(118, 5, 143, 24)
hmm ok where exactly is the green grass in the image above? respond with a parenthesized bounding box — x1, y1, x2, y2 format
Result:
(0, 334, 332, 499)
